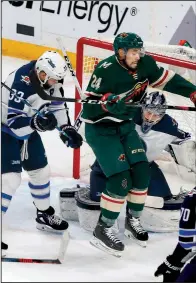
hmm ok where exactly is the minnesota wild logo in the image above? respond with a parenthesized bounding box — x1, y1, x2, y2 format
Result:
(118, 154, 126, 161)
(125, 79, 149, 102)
(120, 33, 128, 38)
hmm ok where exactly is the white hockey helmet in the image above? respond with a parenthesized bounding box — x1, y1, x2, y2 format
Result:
(35, 51, 67, 84)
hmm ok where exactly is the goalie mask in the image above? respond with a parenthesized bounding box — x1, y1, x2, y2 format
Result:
(141, 91, 167, 133)
(35, 51, 67, 89)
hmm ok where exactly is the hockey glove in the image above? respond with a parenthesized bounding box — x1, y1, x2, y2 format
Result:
(154, 255, 184, 282)
(101, 93, 128, 115)
(60, 125, 83, 149)
(30, 112, 57, 132)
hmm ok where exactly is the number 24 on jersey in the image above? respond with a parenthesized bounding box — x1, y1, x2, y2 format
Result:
(91, 75, 102, 90)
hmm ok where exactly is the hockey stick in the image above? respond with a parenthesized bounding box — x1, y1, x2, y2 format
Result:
(2, 231, 69, 264)
(56, 37, 84, 131)
(56, 37, 84, 99)
(3, 80, 195, 112)
(1, 257, 61, 264)
(1, 82, 70, 139)
(4, 71, 194, 112)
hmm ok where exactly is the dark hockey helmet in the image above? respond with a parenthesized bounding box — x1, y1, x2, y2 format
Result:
(113, 32, 144, 56)
(141, 91, 167, 133)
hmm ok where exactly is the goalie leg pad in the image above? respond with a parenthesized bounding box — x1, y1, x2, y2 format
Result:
(2, 173, 21, 215)
(27, 165, 50, 211)
(75, 187, 119, 232)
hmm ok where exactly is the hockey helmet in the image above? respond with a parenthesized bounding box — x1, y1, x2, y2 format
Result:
(141, 91, 167, 133)
(113, 32, 144, 56)
(35, 51, 67, 85)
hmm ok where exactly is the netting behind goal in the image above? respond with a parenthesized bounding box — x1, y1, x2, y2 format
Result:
(73, 37, 196, 180)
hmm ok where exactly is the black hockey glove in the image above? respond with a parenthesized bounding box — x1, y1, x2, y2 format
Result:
(30, 112, 57, 132)
(60, 125, 83, 149)
(154, 255, 184, 282)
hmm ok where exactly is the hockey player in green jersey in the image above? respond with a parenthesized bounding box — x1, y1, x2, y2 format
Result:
(81, 32, 196, 257)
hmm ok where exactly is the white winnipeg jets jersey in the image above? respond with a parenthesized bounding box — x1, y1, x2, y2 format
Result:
(134, 111, 189, 162)
(2, 60, 69, 140)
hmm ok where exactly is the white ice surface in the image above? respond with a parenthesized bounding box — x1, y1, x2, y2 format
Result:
(1, 56, 195, 282)
(2, 177, 178, 283)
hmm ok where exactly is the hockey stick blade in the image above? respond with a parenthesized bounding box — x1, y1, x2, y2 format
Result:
(1, 257, 61, 264)
(57, 230, 70, 263)
(145, 196, 164, 208)
(2, 231, 69, 264)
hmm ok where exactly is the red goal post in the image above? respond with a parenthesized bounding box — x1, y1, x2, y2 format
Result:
(73, 37, 196, 179)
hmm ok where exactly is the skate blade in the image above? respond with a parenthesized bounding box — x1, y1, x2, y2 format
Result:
(36, 223, 65, 234)
(124, 229, 147, 248)
(89, 236, 123, 258)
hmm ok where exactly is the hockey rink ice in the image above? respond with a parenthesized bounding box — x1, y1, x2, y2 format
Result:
(2, 56, 195, 282)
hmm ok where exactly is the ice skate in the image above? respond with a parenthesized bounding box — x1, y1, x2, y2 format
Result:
(90, 219, 124, 258)
(124, 209, 148, 247)
(36, 206, 69, 234)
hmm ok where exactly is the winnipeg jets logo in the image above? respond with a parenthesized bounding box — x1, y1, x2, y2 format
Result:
(48, 59, 56, 68)
(21, 75, 31, 85)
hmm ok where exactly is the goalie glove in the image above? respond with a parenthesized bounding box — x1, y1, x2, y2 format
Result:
(168, 140, 196, 173)
(60, 125, 83, 149)
(154, 255, 184, 282)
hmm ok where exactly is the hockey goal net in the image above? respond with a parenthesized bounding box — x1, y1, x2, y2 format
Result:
(73, 37, 196, 180)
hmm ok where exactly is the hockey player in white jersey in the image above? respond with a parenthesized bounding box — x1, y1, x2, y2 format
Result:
(154, 186, 196, 282)
(1, 51, 83, 251)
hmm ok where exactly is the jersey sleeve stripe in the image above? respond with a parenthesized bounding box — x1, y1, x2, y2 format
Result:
(150, 69, 175, 88)
(179, 229, 196, 236)
(179, 242, 196, 249)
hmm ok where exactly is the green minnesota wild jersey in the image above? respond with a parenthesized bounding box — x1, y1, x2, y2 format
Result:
(81, 54, 196, 124)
